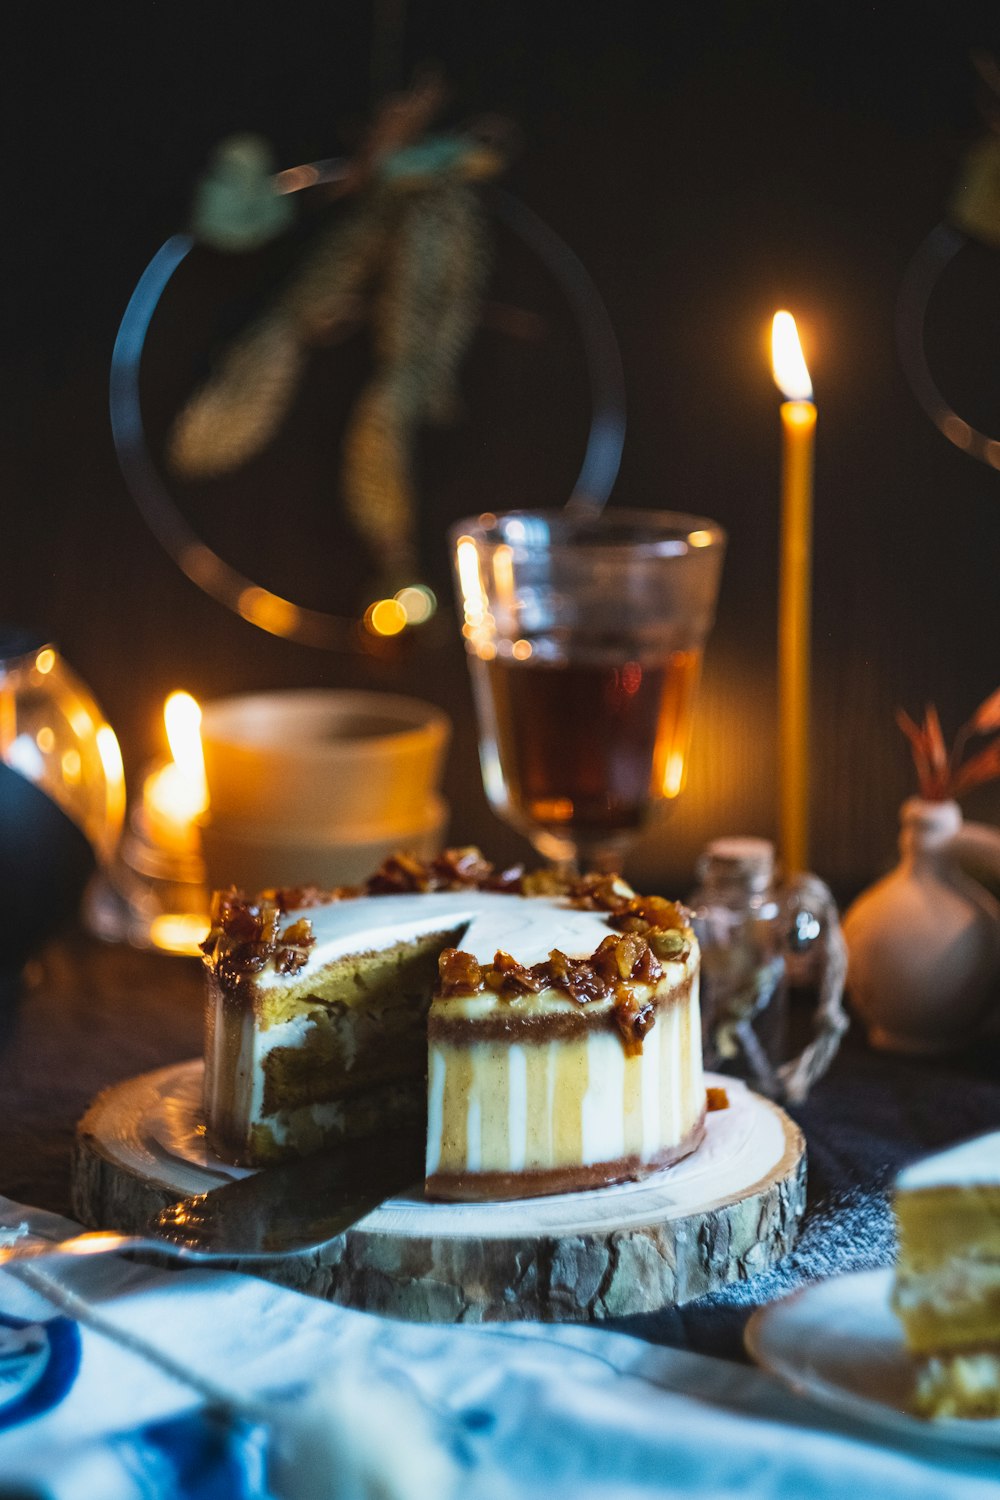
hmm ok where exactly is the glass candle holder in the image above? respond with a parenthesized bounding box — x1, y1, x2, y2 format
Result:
(0, 629, 125, 970)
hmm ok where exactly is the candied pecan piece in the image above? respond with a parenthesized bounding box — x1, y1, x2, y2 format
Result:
(567, 873, 636, 912)
(612, 983, 657, 1055)
(438, 947, 484, 995)
(613, 932, 646, 979)
(216, 946, 270, 985)
(609, 894, 687, 934)
(485, 950, 545, 997)
(431, 846, 495, 887)
(519, 866, 574, 897)
(545, 948, 572, 987)
(591, 934, 624, 984)
(633, 943, 663, 986)
(266, 884, 356, 911)
(562, 960, 614, 1004)
(366, 852, 432, 893)
(274, 917, 316, 975)
(639, 896, 685, 929)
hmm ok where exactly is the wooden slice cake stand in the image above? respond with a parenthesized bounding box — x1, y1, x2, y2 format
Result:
(72, 1062, 806, 1323)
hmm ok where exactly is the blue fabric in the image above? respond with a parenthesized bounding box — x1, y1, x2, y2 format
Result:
(112, 1413, 269, 1500)
(0, 1314, 81, 1432)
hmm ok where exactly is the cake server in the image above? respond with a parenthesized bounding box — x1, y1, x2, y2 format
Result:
(0, 1127, 425, 1266)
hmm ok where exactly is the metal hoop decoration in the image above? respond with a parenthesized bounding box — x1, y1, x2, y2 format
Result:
(110, 159, 627, 651)
(896, 221, 1000, 469)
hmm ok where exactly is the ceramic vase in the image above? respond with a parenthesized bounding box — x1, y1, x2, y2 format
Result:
(843, 798, 1000, 1053)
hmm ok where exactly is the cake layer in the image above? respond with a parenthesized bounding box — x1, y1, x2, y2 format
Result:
(426, 980, 704, 1200)
(913, 1353, 1000, 1420)
(892, 1129, 1000, 1419)
(893, 1185, 1000, 1355)
(205, 932, 450, 1161)
(242, 1078, 424, 1164)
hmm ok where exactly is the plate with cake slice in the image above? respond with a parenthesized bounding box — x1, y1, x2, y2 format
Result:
(745, 1268, 1000, 1451)
(746, 1129, 1000, 1449)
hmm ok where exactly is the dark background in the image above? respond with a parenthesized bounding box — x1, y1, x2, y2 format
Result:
(3, 1, 1000, 902)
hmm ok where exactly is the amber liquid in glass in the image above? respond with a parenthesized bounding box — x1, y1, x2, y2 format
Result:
(476, 648, 702, 841)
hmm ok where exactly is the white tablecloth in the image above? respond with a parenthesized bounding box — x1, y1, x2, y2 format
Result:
(1, 1197, 997, 1500)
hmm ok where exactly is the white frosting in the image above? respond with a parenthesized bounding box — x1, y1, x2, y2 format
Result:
(254, 892, 622, 990)
(425, 1050, 445, 1177)
(581, 1032, 626, 1165)
(508, 1045, 528, 1173)
(897, 1130, 1000, 1191)
(667, 999, 682, 1139)
(641, 1006, 661, 1151)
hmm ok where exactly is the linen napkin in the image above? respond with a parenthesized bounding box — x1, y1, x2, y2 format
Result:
(1, 1196, 997, 1500)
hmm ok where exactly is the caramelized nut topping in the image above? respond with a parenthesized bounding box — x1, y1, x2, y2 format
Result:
(202, 847, 692, 1047)
(201, 889, 317, 985)
(274, 918, 317, 975)
(365, 847, 525, 895)
(706, 1086, 729, 1112)
(438, 947, 483, 995)
(434, 925, 676, 1060)
(612, 984, 657, 1056)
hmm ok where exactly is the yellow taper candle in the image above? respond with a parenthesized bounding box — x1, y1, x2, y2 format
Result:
(771, 311, 816, 876)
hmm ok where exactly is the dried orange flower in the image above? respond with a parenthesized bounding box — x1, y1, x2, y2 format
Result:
(896, 686, 1000, 800)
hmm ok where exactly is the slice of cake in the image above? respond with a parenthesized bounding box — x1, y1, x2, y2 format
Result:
(891, 1130, 1000, 1419)
(200, 851, 705, 1200)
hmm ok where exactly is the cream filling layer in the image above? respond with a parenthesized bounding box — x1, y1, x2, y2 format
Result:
(206, 1000, 326, 1145)
(894, 1256, 1000, 1320)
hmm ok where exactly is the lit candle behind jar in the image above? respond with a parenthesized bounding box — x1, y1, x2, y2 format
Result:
(141, 693, 209, 855)
(98, 692, 212, 956)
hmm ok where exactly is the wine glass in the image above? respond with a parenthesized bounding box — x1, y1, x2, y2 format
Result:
(451, 509, 726, 874)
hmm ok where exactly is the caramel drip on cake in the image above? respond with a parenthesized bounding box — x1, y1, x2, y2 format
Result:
(439, 1050, 473, 1170)
(525, 1044, 553, 1168)
(553, 1042, 587, 1166)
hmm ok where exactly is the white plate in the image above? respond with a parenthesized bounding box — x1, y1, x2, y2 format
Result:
(745, 1268, 1000, 1452)
(147, 1062, 754, 1195)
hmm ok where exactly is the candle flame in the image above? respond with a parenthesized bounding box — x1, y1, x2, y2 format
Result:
(771, 311, 813, 401)
(149, 912, 211, 955)
(161, 691, 208, 818)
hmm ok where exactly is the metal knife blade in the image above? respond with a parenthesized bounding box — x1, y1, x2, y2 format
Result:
(151, 1126, 426, 1257)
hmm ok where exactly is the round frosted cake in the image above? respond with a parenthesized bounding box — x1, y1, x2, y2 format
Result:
(200, 850, 706, 1201)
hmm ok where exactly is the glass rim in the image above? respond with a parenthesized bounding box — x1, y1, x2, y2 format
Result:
(449, 507, 726, 555)
(0, 627, 55, 671)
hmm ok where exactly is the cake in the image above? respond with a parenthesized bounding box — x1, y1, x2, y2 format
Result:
(891, 1130, 1000, 1419)
(200, 849, 705, 1200)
